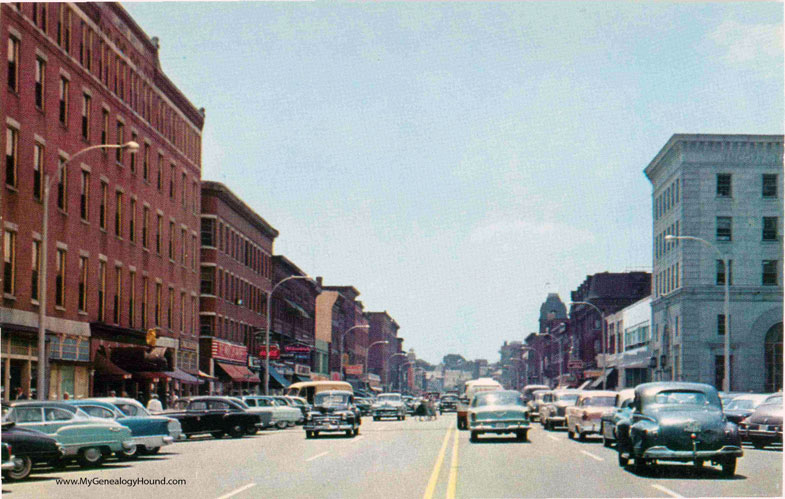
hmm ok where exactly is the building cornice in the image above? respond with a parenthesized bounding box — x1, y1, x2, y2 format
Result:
(201, 181, 279, 239)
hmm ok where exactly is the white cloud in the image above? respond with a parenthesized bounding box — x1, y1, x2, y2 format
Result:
(707, 19, 783, 78)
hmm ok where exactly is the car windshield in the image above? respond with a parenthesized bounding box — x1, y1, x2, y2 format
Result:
(230, 398, 250, 409)
(556, 394, 579, 403)
(472, 392, 523, 407)
(725, 399, 758, 410)
(114, 401, 150, 417)
(762, 395, 782, 407)
(654, 390, 712, 406)
(314, 393, 350, 406)
(442, 396, 457, 402)
(378, 395, 400, 403)
(584, 396, 615, 407)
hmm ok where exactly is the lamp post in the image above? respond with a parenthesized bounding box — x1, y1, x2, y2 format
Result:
(265, 274, 317, 395)
(338, 324, 370, 381)
(364, 340, 388, 380)
(521, 347, 542, 385)
(571, 301, 606, 390)
(666, 234, 730, 392)
(37, 141, 139, 400)
(387, 352, 407, 391)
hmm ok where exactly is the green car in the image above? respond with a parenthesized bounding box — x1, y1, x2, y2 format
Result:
(6, 401, 134, 468)
(468, 390, 530, 443)
(615, 382, 743, 476)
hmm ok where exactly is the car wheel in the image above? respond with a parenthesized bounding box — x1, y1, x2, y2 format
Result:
(313, 431, 319, 437)
(228, 424, 245, 438)
(751, 438, 766, 449)
(211, 431, 226, 439)
(617, 451, 628, 467)
(373, 416, 379, 421)
(6, 455, 33, 480)
(721, 457, 737, 477)
(516, 430, 528, 442)
(353, 427, 359, 436)
(276, 421, 288, 430)
(578, 431, 586, 442)
(48, 458, 68, 470)
(146, 447, 161, 455)
(246, 426, 259, 435)
(633, 457, 648, 474)
(470, 431, 479, 443)
(305, 431, 313, 439)
(346, 429, 354, 438)
(77, 447, 105, 468)
(693, 459, 704, 469)
(118, 444, 139, 460)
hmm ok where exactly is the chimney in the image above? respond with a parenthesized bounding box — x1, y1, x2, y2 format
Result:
(316, 276, 323, 287)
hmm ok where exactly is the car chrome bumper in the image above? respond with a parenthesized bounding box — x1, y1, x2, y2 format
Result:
(641, 445, 743, 460)
(575, 422, 600, 434)
(470, 421, 529, 432)
(131, 435, 175, 448)
(547, 416, 566, 425)
(739, 428, 782, 439)
(304, 423, 354, 432)
(1, 459, 15, 471)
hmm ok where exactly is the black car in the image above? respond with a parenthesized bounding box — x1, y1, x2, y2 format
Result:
(304, 391, 361, 438)
(439, 396, 458, 414)
(161, 396, 262, 439)
(354, 397, 372, 416)
(1, 422, 64, 480)
(738, 394, 783, 449)
(723, 394, 770, 425)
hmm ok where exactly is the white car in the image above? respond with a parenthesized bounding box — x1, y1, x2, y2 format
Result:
(241, 396, 301, 429)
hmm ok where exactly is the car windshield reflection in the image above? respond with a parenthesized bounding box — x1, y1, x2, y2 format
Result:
(472, 392, 523, 407)
(314, 394, 350, 406)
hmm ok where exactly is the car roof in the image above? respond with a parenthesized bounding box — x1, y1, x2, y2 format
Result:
(635, 382, 717, 399)
(316, 390, 352, 396)
(9, 401, 77, 411)
(579, 391, 617, 398)
(68, 399, 119, 409)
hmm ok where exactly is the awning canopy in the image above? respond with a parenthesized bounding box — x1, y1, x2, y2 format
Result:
(588, 368, 617, 389)
(163, 368, 200, 384)
(93, 352, 132, 380)
(216, 362, 261, 383)
(294, 374, 311, 383)
(198, 370, 218, 381)
(263, 365, 290, 388)
(576, 379, 592, 390)
(368, 386, 382, 393)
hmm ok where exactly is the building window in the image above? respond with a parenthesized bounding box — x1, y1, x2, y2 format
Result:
(763, 174, 778, 198)
(155, 283, 162, 326)
(717, 314, 729, 336)
(128, 271, 136, 328)
(143, 143, 150, 181)
(64, 8, 72, 53)
(79, 21, 85, 65)
(80, 170, 89, 221)
(7, 36, 19, 92)
(6, 127, 18, 188)
(200, 316, 213, 336)
(33, 143, 43, 200)
(181, 228, 187, 264)
(142, 207, 149, 248)
(78, 256, 87, 312)
(3, 230, 15, 295)
(129, 132, 137, 173)
(156, 215, 162, 254)
(715, 260, 733, 286)
(129, 199, 136, 242)
(55, 249, 66, 307)
(716, 174, 731, 198)
(716, 217, 732, 241)
(141, 277, 148, 327)
(192, 234, 197, 270)
(59, 77, 69, 125)
(182, 172, 187, 209)
(200, 266, 215, 295)
(714, 355, 734, 391)
(169, 164, 175, 199)
(56, 160, 67, 212)
(763, 217, 779, 241)
(35, 57, 45, 109)
(167, 287, 174, 330)
(168, 221, 175, 260)
(97, 260, 106, 321)
(116, 121, 124, 164)
(763, 260, 779, 286)
(99, 182, 107, 229)
(115, 191, 123, 237)
(87, 30, 93, 72)
(81, 93, 91, 140)
(101, 109, 108, 145)
(157, 154, 163, 191)
(31, 240, 41, 301)
(201, 218, 215, 247)
(113, 266, 122, 324)
(180, 292, 186, 332)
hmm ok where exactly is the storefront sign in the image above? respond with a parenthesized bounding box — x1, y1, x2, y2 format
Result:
(344, 364, 363, 375)
(284, 345, 311, 354)
(295, 364, 311, 375)
(330, 372, 342, 381)
(366, 373, 380, 383)
(567, 360, 584, 369)
(258, 344, 280, 360)
(583, 369, 603, 378)
(212, 339, 247, 363)
(180, 339, 199, 352)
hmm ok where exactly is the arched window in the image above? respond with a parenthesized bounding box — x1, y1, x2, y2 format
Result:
(765, 323, 783, 393)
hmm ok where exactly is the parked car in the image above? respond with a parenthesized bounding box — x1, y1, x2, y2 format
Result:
(372, 393, 407, 421)
(723, 394, 771, 425)
(468, 390, 530, 443)
(68, 398, 182, 457)
(738, 393, 783, 449)
(1, 422, 64, 480)
(354, 397, 373, 416)
(4, 401, 134, 468)
(241, 396, 301, 429)
(403, 396, 417, 415)
(162, 396, 261, 438)
(540, 389, 581, 430)
(600, 388, 635, 447)
(615, 382, 743, 476)
(438, 395, 459, 414)
(566, 390, 617, 441)
(272, 396, 306, 424)
(304, 390, 361, 438)
(522, 385, 550, 405)
(1, 443, 13, 473)
(527, 390, 552, 422)
(284, 396, 312, 422)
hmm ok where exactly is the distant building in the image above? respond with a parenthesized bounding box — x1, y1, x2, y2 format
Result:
(603, 296, 652, 388)
(366, 310, 400, 391)
(539, 293, 567, 334)
(644, 134, 783, 392)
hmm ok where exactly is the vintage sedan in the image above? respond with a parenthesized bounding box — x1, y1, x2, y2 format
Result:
(285, 396, 312, 421)
(438, 395, 459, 414)
(600, 388, 635, 447)
(372, 393, 407, 421)
(468, 390, 530, 443)
(162, 396, 261, 438)
(304, 390, 360, 438)
(566, 390, 617, 441)
(5, 402, 134, 468)
(241, 396, 300, 429)
(615, 382, 743, 476)
(354, 397, 373, 416)
(1, 422, 64, 480)
(68, 398, 182, 457)
(738, 393, 782, 449)
(540, 389, 581, 430)
(723, 393, 770, 425)
(526, 390, 552, 422)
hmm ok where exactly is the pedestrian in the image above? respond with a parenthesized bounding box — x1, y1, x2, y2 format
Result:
(109, 390, 117, 397)
(14, 387, 27, 400)
(147, 393, 163, 413)
(63, 392, 71, 400)
(121, 390, 129, 398)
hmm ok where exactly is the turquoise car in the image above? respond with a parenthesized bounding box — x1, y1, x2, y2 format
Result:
(68, 398, 182, 457)
(468, 390, 530, 442)
(6, 401, 134, 468)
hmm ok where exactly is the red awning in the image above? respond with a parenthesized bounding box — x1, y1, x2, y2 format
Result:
(216, 362, 261, 383)
(93, 353, 132, 380)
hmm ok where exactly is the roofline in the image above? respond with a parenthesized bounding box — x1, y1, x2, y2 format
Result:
(201, 181, 279, 239)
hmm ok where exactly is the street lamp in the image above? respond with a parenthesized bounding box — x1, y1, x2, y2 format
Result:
(666, 234, 730, 392)
(571, 301, 606, 390)
(37, 141, 139, 400)
(338, 324, 370, 380)
(265, 274, 317, 395)
(521, 347, 542, 385)
(364, 340, 389, 379)
(387, 352, 407, 391)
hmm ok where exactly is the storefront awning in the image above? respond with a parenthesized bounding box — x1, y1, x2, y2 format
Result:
(368, 386, 382, 392)
(198, 370, 218, 381)
(263, 365, 290, 388)
(216, 362, 261, 383)
(294, 374, 311, 383)
(163, 368, 200, 384)
(588, 368, 617, 389)
(93, 352, 132, 380)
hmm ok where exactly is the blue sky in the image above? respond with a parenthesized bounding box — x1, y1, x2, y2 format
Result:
(124, 1, 783, 364)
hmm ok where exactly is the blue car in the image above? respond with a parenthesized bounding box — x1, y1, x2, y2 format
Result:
(68, 398, 182, 457)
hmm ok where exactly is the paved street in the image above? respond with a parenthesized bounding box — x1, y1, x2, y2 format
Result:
(3, 417, 781, 498)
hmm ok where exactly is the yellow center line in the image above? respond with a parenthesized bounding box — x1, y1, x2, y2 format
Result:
(445, 426, 460, 499)
(423, 425, 454, 499)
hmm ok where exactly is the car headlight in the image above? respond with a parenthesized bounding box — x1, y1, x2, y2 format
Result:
(167, 420, 180, 433)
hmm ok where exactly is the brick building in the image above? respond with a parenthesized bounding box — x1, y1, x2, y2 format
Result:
(319, 285, 368, 384)
(1, 3, 204, 401)
(198, 181, 277, 395)
(366, 310, 400, 390)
